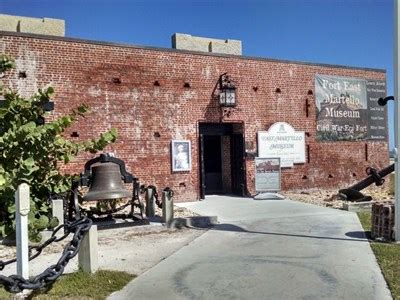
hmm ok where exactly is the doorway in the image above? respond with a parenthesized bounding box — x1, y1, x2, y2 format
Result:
(203, 135, 222, 193)
(199, 123, 245, 199)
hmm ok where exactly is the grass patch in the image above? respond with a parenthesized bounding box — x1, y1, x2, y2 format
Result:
(0, 269, 134, 299)
(0, 286, 9, 299)
(358, 212, 400, 300)
(357, 211, 372, 238)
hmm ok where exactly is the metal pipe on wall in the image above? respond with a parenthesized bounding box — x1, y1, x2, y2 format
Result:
(394, 0, 400, 241)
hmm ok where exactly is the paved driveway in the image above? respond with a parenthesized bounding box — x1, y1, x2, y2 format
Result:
(109, 196, 391, 300)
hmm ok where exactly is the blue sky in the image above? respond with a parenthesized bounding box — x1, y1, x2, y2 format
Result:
(0, 0, 395, 149)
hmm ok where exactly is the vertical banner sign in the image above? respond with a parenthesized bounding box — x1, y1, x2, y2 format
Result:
(367, 80, 387, 140)
(315, 74, 387, 141)
(255, 157, 281, 192)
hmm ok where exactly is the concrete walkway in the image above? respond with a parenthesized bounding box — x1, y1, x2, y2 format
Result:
(109, 196, 392, 300)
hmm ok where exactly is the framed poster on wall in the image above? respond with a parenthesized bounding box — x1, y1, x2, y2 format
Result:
(171, 140, 191, 172)
(255, 157, 281, 192)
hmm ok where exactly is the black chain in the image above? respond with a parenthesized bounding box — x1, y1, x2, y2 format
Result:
(0, 217, 92, 293)
(163, 187, 174, 199)
(148, 185, 162, 209)
(140, 185, 161, 208)
(0, 221, 71, 271)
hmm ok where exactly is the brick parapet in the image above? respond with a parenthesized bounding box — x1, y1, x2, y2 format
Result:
(0, 15, 65, 36)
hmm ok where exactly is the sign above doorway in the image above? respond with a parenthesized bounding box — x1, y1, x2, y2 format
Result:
(257, 122, 305, 168)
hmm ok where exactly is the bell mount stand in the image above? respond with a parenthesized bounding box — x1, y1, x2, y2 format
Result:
(68, 153, 149, 229)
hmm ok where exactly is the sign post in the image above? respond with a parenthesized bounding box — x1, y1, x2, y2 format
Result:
(15, 183, 30, 279)
(395, 0, 400, 242)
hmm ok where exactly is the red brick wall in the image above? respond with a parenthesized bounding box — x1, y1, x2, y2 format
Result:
(0, 33, 389, 201)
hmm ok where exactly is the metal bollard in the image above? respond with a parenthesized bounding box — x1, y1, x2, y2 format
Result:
(162, 190, 174, 228)
(145, 187, 155, 218)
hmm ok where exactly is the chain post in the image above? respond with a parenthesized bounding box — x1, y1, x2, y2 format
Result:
(52, 199, 64, 226)
(145, 187, 156, 217)
(78, 225, 98, 273)
(15, 184, 30, 280)
(162, 189, 174, 228)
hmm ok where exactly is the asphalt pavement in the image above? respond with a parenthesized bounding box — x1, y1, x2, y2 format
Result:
(109, 195, 392, 300)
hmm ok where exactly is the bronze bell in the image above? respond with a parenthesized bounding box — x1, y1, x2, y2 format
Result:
(83, 162, 131, 201)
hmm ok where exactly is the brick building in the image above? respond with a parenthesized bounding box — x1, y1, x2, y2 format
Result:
(0, 29, 389, 202)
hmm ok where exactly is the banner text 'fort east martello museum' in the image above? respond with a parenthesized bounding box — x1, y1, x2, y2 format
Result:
(315, 74, 387, 142)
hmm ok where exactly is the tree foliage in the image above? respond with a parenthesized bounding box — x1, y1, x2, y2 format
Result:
(0, 54, 117, 240)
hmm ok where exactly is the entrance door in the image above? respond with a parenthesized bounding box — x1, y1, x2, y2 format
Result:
(199, 123, 245, 197)
(199, 134, 206, 199)
(231, 134, 246, 196)
(204, 135, 222, 194)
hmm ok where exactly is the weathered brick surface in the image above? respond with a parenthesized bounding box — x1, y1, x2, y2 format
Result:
(371, 201, 395, 241)
(0, 32, 389, 201)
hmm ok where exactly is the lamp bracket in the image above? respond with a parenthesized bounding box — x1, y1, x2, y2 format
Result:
(220, 73, 236, 90)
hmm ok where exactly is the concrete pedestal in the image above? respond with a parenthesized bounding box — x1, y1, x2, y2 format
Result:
(342, 201, 373, 212)
(162, 191, 174, 228)
(52, 199, 64, 225)
(78, 225, 98, 273)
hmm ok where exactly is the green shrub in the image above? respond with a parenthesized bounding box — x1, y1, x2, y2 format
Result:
(0, 54, 117, 240)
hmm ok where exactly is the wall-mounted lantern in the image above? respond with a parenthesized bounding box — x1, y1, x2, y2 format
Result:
(219, 73, 236, 107)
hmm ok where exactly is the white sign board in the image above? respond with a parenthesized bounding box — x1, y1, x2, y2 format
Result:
(255, 157, 281, 192)
(258, 122, 305, 168)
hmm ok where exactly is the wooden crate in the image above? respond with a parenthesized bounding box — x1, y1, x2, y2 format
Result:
(371, 201, 395, 241)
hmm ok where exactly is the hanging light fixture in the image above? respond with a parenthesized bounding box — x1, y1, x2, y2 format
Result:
(219, 73, 237, 107)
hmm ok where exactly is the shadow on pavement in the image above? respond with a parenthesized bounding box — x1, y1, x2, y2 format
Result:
(211, 223, 369, 243)
(345, 231, 367, 239)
